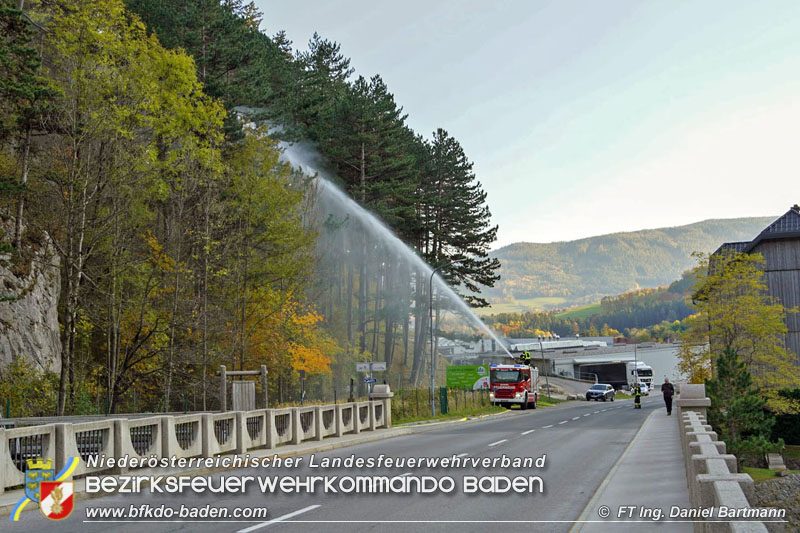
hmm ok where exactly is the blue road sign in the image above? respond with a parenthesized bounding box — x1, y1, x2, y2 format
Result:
(363, 378, 377, 384)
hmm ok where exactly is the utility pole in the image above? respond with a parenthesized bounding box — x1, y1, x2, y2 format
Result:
(429, 267, 440, 418)
(429, 261, 457, 417)
(538, 337, 551, 398)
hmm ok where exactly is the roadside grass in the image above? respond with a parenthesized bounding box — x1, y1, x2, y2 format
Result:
(538, 395, 568, 406)
(395, 395, 571, 425)
(742, 466, 800, 482)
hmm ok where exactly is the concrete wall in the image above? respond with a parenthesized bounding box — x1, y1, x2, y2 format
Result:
(676, 386, 782, 532)
(0, 399, 391, 494)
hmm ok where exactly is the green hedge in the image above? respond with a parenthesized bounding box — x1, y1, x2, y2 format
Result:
(769, 389, 800, 445)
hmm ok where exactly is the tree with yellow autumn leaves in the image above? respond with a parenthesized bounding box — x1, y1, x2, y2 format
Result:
(678, 251, 799, 411)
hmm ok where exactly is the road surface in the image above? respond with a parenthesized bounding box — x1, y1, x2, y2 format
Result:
(14, 397, 667, 532)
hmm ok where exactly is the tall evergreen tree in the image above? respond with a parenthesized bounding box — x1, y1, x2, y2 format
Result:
(424, 128, 500, 307)
(706, 348, 781, 462)
(0, 0, 56, 249)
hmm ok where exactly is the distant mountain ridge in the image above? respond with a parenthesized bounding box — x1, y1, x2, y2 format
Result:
(485, 216, 776, 310)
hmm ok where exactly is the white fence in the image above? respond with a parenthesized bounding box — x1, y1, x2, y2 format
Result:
(0, 399, 390, 494)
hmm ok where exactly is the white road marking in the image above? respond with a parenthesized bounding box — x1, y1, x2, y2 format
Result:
(237, 505, 321, 532)
(521, 429, 535, 435)
(455, 452, 469, 458)
(399, 472, 412, 476)
(542, 424, 553, 429)
(583, 413, 591, 417)
(488, 439, 508, 447)
(558, 420, 568, 425)
(571, 416, 580, 420)
(593, 410, 600, 413)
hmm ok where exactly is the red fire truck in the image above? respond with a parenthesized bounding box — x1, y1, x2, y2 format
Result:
(489, 363, 539, 409)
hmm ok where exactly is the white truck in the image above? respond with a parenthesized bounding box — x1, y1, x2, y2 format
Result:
(627, 361, 653, 391)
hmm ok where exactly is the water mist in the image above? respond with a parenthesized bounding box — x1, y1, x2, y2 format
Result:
(280, 142, 514, 362)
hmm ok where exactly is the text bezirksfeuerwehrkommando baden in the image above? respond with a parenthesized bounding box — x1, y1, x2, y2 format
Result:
(86, 474, 544, 494)
(83, 453, 547, 495)
(85, 453, 541, 470)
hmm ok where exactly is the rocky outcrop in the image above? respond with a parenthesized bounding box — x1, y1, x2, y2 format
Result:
(0, 222, 61, 373)
(751, 473, 800, 531)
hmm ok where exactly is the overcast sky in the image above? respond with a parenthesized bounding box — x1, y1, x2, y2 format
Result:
(255, 0, 800, 248)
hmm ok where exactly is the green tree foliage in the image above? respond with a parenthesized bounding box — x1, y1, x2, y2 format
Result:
(0, 0, 336, 414)
(127, 0, 273, 137)
(706, 349, 782, 464)
(0, 359, 59, 418)
(1, 0, 505, 411)
(0, 0, 47, 140)
(679, 251, 799, 408)
(422, 129, 500, 307)
(0, 0, 57, 250)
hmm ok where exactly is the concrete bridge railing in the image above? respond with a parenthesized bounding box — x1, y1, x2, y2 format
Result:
(0, 398, 391, 494)
(676, 384, 779, 533)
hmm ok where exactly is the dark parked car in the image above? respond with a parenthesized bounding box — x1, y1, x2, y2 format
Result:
(586, 384, 615, 402)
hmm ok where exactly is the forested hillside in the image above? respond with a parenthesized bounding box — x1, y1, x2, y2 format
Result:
(0, 0, 499, 415)
(486, 216, 774, 309)
(484, 271, 697, 341)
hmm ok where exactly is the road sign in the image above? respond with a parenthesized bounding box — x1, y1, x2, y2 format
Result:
(356, 362, 387, 372)
(363, 378, 377, 384)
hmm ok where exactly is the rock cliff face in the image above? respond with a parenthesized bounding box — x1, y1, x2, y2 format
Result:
(0, 225, 61, 373)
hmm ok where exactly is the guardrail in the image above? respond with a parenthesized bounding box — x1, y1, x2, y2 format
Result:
(0, 399, 391, 494)
(676, 384, 777, 533)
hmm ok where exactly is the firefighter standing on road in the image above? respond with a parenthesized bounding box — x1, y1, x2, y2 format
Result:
(633, 383, 642, 409)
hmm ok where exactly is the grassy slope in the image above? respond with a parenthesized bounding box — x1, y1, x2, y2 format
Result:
(476, 297, 567, 316)
(554, 302, 604, 319)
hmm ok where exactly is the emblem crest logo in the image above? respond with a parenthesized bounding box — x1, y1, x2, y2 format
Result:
(24, 458, 54, 503)
(39, 481, 74, 520)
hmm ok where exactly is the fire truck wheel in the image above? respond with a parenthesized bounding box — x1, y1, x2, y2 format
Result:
(521, 393, 528, 410)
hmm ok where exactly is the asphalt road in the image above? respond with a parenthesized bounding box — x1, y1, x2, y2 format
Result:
(14, 396, 667, 533)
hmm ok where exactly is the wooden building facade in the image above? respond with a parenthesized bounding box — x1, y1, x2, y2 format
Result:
(715, 205, 800, 360)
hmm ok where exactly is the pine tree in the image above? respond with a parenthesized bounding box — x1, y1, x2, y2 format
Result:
(0, 0, 56, 249)
(292, 32, 353, 141)
(706, 348, 780, 462)
(422, 129, 500, 307)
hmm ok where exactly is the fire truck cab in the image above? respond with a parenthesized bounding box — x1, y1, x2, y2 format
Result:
(489, 363, 539, 409)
